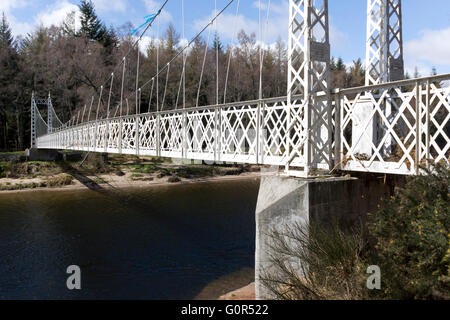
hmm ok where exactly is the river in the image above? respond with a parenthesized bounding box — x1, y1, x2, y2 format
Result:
(0, 178, 260, 299)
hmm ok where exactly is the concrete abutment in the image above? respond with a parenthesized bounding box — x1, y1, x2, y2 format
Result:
(255, 173, 403, 299)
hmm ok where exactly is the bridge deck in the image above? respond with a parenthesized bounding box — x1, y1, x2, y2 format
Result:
(36, 74, 450, 176)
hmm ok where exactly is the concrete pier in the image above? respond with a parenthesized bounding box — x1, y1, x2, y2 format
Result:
(26, 148, 62, 161)
(255, 174, 400, 299)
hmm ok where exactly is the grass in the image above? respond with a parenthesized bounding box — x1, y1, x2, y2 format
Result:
(0, 151, 24, 156)
(93, 176, 108, 184)
(0, 154, 251, 191)
(45, 174, 74, 187)
(0, 174, 73, 191)
(131, 164, 159, 174)
(168, 176, 181, 183)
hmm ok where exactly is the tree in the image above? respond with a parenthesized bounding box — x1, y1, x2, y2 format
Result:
(414, 66, 420, 79)
(0, 13, 24, 150)
(336, 57, 345, 71)
(369, 165, 450, 299)
(0, 12, 13, 49)
(212, 32, 223, 52)
(348, 59, 365, 87)
(78, 0, 107, 44)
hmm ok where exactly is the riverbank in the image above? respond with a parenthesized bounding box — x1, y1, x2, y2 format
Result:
(218, 283, 255, 300)
(0, 171, 262, 194)
(0, 152, 264, 194)
(194, 267, 256, 300)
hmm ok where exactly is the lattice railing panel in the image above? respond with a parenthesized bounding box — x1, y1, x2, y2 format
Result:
(160, 112, 183, 157)
(185, 108, 216, 160)
(422, 83, 450, 165)
(261, 99, 289, 165)
(108, 119, 121, 151)
(338, 76, 450, 175)
(139, 114, 158, 153)
(121, 117, 137, 152)
(220, 103, 258, 163)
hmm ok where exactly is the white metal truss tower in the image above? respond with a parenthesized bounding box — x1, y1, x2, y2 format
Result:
(287, 0, 332, 176)
(31, 92, 37, 148)
(366, 0, 404, 85)
(47, 92, 53, 134)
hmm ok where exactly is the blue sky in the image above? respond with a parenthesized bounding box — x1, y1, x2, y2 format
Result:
(2, 0, 450, 76)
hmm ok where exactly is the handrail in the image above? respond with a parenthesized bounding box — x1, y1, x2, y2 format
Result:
(338, 73, 450, 95)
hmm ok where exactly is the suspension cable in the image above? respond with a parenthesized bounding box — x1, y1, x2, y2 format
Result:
(81, 104, 87, 123)
(120, 58, 126, 117)
(87, 96, 94, 122)
(106, 73, 114, 119)
(139, 0, 236, 97)
(135, 43, 140, 115)
(175, 0, 186, 110)
(223, 0, 241, 104)
(215, 0, 219, 105)
(96, 85, 103, 120)
(148, 78, 154, 112)
(161, 63, 171, 111)
(157, 17, 160, 112)
(71, 0, 169, 126)
(196, 26, 212, 107)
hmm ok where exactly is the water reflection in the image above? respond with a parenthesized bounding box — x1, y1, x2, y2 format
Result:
(0, 178, 259, 299)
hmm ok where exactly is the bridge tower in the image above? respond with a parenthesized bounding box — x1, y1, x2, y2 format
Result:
(287, 0, 332, 177)
(366, 0, 404, 85)
(352, 0, 404, 157)
(47, 92, 53, 134)
(31, 92, 37, 148)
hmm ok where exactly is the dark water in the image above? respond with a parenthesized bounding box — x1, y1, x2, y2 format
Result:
(0, 178, 260, 299)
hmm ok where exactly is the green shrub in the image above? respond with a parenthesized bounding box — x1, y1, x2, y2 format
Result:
(45, 174, 74, 187)
(369, 164, 450, 299)
(132, 164, 158, 174)
(168, 176, 181, 183)
(174, 166, 215, 179)
(93, 177, 108, 184)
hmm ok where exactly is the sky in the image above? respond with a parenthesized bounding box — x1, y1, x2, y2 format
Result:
(1, 0, 450, 76)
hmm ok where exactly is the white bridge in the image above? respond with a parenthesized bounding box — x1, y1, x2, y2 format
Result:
(32, 0, 450, 176)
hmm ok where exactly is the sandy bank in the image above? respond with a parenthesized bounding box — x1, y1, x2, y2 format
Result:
(218, 283, 256, 300)
(0, 171, 262, 195)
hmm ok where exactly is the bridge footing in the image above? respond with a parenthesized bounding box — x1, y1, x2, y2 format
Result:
(255, 173, 401, 299)
(26, 148, 62, 161)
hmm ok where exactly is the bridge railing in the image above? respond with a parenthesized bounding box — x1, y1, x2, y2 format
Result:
(37, 96, 301, 166)
(37, 73, 450, 175)
(335, 73, 450, 175)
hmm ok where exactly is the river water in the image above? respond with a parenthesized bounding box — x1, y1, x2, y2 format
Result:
(0, 178, 260, 299)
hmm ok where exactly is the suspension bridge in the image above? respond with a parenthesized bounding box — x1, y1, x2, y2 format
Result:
(30, 0, 450, 177)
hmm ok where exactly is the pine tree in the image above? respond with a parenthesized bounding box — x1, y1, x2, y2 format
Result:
(164, 23, 179, 54)
(213, 32, 223, 52)
(0, 12, 13, 49)
(78, 0, 106, 43)
(413, 66, 420, 79)
(336, 57, 345, 71)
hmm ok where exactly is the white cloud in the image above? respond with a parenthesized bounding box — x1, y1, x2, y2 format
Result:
(35, 1, 80, 29)
(0, 0, 28, 13)
(405, 27, 450, 74)
(0, 0, 33, 37)
(92, 0, 127, 12)
(142, 0, 172, 24)
(194, 0, 348, 50)
(330, 25, 349, 50)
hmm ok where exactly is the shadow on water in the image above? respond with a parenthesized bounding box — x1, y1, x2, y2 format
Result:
(0, 167, 260, 300)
